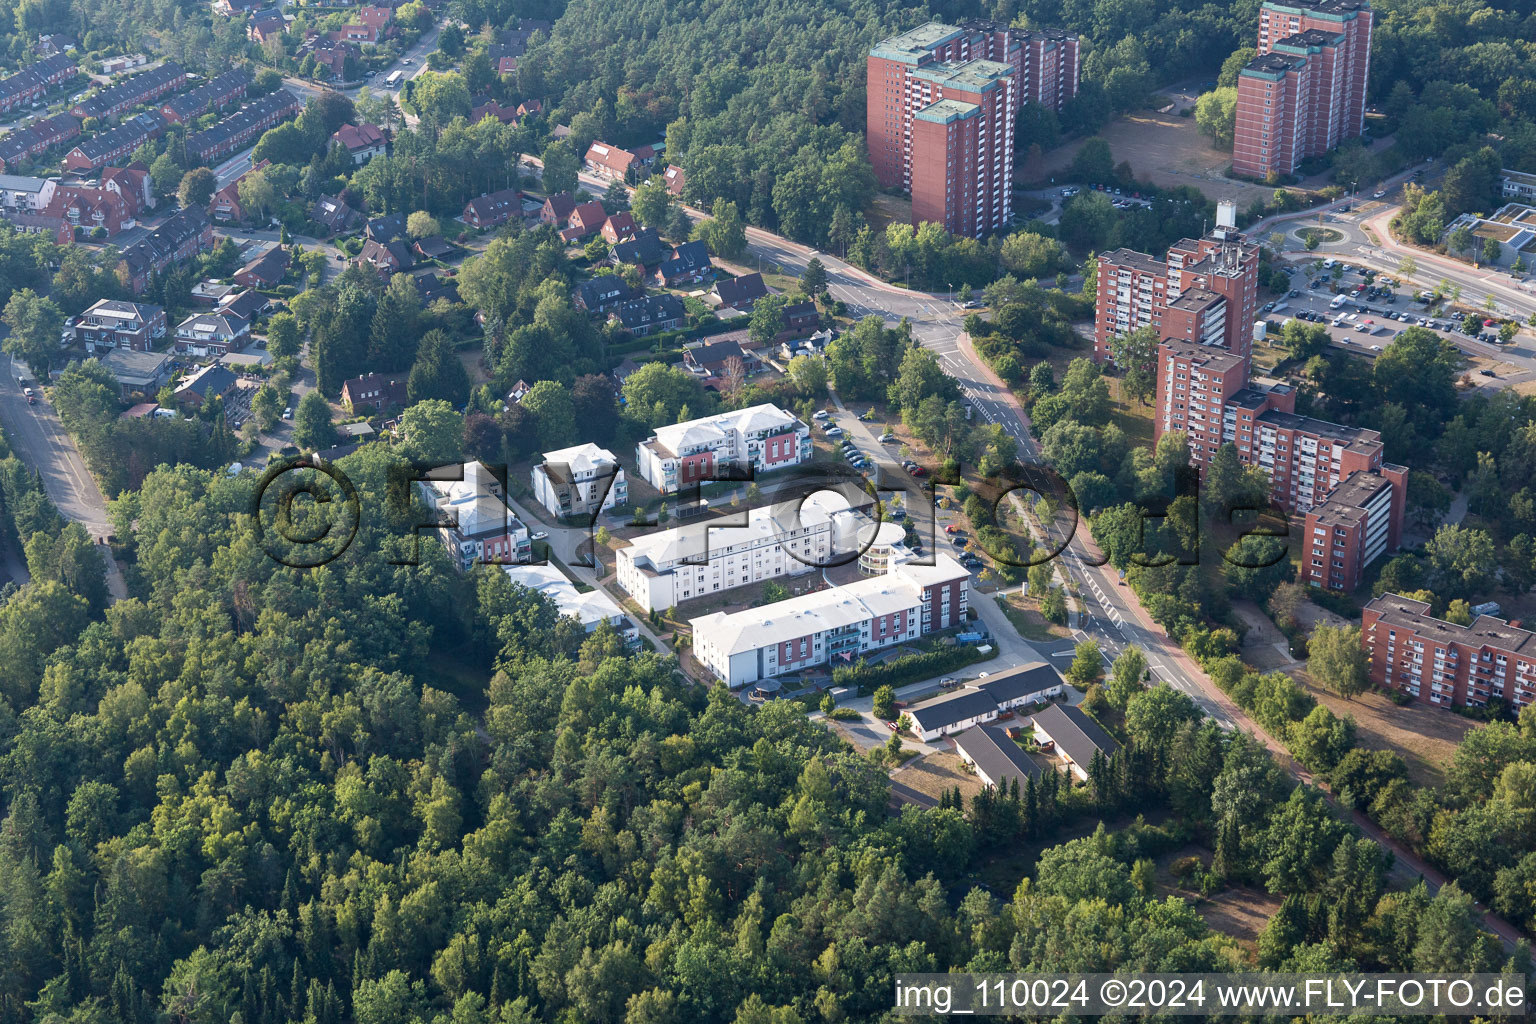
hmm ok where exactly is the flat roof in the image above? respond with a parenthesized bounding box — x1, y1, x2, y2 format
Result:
(1367, 592, 1536, 656)
(914, 98, 980, 124)
(1256, 409, 1382, 450)
(911, 57, 1014, 93)
(870, 22, 965, 63)
(1242, 52, 1307, 79)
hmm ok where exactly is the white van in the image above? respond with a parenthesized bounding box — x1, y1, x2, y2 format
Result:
(1329, 293, 1348, 309)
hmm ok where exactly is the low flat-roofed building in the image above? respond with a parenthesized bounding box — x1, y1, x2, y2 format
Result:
(99, 347, 171, 398)
(504, 561, 637, 642)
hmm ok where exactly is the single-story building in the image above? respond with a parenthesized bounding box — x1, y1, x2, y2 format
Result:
(713, 272, 767, 310)
(906, 688, 1000, 742)
(234, 245, 289, 289)
(173, 362, 238, 408)
(1028, 703, 1119, 781)
(975, 663, 1064, 712)
(954, 725, 1043, 789)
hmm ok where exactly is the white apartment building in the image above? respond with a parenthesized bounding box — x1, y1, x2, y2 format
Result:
(616, 493, 854, 612)
(0, 174, 55, 212)
(531, 442, 627, 519)
(690, 554, 970, 688)
(636, 403, 811, 494)
(419, 462, 531, 570)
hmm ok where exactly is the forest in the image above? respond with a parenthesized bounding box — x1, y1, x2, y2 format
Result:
(0, 428, 1525, 1023)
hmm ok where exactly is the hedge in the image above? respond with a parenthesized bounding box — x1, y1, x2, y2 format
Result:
(834, 643, 995, 694)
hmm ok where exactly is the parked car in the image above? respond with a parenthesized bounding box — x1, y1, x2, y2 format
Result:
(1480, 368, 1497, 377)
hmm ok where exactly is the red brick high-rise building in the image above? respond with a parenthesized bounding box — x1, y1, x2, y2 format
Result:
(1363, 594, 1536, 710)
(1154, 339, 1407, 590)
(1234, 0, 1373, 179)
(868, 21, 1079, 239)
(1095, 211, 1260, 374)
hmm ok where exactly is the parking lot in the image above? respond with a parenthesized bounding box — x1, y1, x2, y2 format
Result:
(1268, 259, 1510, 361)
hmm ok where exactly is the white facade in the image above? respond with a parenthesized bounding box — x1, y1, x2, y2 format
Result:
(531, 442, 627, 519)
(0, 174, 55, 212)
(419, 462, 532, 570)
(504, 562, 636, 642)
(690, 555, 970, 688)
(616, 493, 852, 612)
(636, 403, 811, 494)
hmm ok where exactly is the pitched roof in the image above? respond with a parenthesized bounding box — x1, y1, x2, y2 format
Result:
(662, 164, 685, 195)
(614, 293, 684, 330)
(975, 663, 1065, 705)
(714, 272, 766, 306)
(954, 725, 1042, 787)
(1029, 703, 1118, 766)
(655, 239, 710, 278)
(367, 212, 405, 240)
(69, 111, 167, 165)
(74, 61, 186, 118)
(174, 361, 237, 400)
(907, 688, 999, 733)
(119, 205, 208, 277)
(584, 140, 636, 176)
(541, 191, 576, 219)
(237, 245, 288, 284)
(464, 187, 522, 222)
(332, 122, 385, 151)
(611, 226, 667, 265)
(162, 67, 251, 120)
(575, 274, 630, 308)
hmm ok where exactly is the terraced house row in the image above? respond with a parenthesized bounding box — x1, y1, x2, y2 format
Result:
(71, 61, 188, 121)
(0, 52, 79, 114)
(184, 89, 301, 163)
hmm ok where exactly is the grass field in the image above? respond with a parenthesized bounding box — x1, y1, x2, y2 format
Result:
(998, 592, 1072, 642)
(1295, 674, 1475, 787)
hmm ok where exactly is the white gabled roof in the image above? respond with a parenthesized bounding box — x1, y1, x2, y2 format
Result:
(650, 402, 801, 458)
(690, 554, 968, 657)
(540, 441, 620, 477)
(623, 492, 850, 569)
(504, 562, 625, 629)
(428, 462, 524, 538)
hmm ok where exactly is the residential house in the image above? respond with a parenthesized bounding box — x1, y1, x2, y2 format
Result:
(635, 403, 812, 494)
(573, 274, 631, 313)
(413, 273, 459, 305)
(558, 200, 607, 242)
(610, 226, 667, 269)
(173, 362, 238, 408)
(366, 213, 405, 241)
(71, 62, 187, 120)
(516, 99, 542, 118)
(118, 206, 214, 294)
(412, 236, 451, 260)
(780, 327, 835, 362)
(650, 239, 712, 287)
(584, 141, 657, 182)
(418, 461, 533, 569)
(185, 90, 301, 163)
(0, 174, 56, 213)
(1029, 703, 1119, 781)
(42, 182, 138, 238)
(160, 67, 252, 124)
(191, 280, 242, 306)
(531, 442, 628, 519)
(908, 690, 1000, 742)
(174, 310, 250, 357)
(504, 379, 532, 405)
(306, 39, 358, 80)
(62, 112, 168, 172)
(0, 113, 80, 173)
(690, 555, 970, 688)
(248, 12, 286, 43)
(357, 6, 392, 34)
(976, 663, 1065, 712)
(781, 300, 820, 336)
(539, 191, 576, 227)
(712, 272, 766, 310)
(310, 193, 359, 234)
(341, 371, 407, 413)
(66, 299, 166, 352)
(462, 187, 524, 229)
(504, 562, 635, 641)
(33, 34, 77, 57)
(100, 163, 154, 210)
(611, 293, 684, 337)
(234, 245, 289, 288)
(611, 356, 643, 389)
(953, 727, 1043, 789)
(0, 53, 79, 115)
(469, 96, 518, 125)
(209, 158, 269, 223)
(100, 348, 171, 399)
(684, 339, 759, 379)
(662, 164, 685, 195)
(330, 122, 386, 164)
(218, 288, 268, 323)
(600, 211, 636, 244)
(356, 238, 414, 276)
